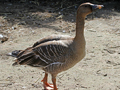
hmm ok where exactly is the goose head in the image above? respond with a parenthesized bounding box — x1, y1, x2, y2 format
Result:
(77, 2, 104, 17)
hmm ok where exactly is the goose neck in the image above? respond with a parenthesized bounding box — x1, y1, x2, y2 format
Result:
(75, 14, 85, 40)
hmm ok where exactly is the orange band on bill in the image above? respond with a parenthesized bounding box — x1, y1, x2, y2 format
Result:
(98, 5, 104, 9)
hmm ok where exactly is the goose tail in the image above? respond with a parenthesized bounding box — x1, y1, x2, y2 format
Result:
(7, 50, 22, 57)
(12, 47, 35, 66)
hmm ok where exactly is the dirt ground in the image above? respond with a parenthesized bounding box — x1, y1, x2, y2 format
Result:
(0, 1, 120, 90)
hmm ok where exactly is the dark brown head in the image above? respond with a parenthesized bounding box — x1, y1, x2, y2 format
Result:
(77, 2, 104, 17)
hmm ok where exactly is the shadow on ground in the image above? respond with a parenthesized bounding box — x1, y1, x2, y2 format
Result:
(0, 1, 120, 33)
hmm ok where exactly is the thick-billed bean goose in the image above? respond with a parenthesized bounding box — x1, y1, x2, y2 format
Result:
(12, 2, 103, 90)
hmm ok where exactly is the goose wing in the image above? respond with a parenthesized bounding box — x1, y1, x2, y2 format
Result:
(13, 40, 72, 68)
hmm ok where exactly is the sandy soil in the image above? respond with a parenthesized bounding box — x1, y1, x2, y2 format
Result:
(0, 1, 120, 90)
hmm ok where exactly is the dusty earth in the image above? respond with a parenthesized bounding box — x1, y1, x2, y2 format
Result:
(0, 1, 120, 90)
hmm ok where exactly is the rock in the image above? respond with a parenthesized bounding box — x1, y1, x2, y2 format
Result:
(22, 86, 26, 89)
(0, 34, 3, 38)
(62, 30, 66, 33)
(103, 74, 107, 77)
(0, 34, 8, 43)
(12, 26, 16, 30)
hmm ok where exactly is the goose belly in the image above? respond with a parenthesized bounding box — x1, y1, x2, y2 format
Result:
(43, 50, 86, 74)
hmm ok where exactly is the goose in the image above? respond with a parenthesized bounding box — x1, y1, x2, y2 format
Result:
(12, 2, 103, 90)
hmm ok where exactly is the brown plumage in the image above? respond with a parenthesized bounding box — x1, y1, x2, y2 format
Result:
(12, 2, 103, 90)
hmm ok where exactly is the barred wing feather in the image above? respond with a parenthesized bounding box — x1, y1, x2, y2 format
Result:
(32, 41, 69, 66)
(13, 40, 69, 68)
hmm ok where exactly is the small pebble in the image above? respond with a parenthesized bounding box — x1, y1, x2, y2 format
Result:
(62, 30, 66, 33)
(0, 34, 3, 38)
(22, 86, 26, 89)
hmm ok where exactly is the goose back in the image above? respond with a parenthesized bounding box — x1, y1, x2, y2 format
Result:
(33, 35, 72, 47)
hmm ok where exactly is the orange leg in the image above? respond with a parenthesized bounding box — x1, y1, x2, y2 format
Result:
(41, 73, 54, 90)
(52, 75, 58, 90)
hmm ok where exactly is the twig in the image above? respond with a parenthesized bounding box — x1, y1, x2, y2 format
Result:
(34, 77, 41, 83)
